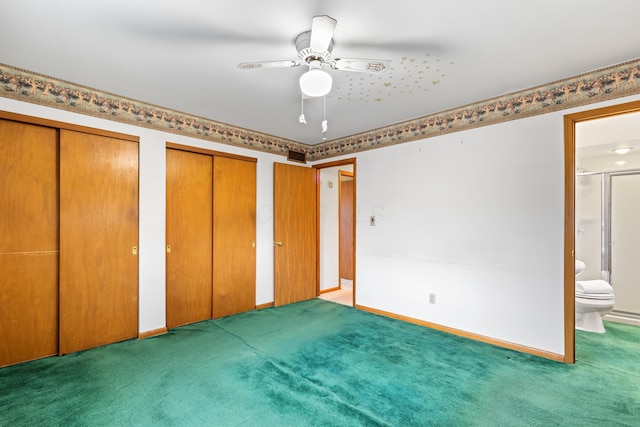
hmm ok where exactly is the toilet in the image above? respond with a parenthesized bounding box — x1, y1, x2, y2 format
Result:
(575, 260, 615, 333)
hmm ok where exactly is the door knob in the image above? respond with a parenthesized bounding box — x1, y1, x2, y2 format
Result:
(274, 241, 283, 246)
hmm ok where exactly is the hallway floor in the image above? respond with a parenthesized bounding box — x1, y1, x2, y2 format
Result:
(319, 279, 353, 306)
(318, 288, 353, 306)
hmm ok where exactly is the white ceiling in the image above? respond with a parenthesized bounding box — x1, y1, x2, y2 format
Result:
(1, 0, 640, 145)
(577, 111, 640, 172)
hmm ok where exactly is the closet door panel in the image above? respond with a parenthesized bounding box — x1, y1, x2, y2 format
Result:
(0, 120, 58, 367)
(213, 157, 256, 318)
(166, 148, 213, 328)
(59, 130, 139, 354)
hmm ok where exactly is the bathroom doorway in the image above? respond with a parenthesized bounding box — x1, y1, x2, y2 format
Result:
(566, 100, 640, 362)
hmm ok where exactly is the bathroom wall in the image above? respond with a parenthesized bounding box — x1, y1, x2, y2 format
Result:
(575, 173, 603, 280)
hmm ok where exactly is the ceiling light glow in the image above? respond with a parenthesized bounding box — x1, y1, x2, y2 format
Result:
(612, 147, 634, 155)
(299, 61, 332, 97)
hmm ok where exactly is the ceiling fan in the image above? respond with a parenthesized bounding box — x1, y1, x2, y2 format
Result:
(238, 15, 391, 97)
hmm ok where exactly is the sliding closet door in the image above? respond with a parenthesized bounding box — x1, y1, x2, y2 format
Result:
(213, 156, 256, 318)
(59, 130, 139, 355)
(166, 148, 213, 328)
(0, 120, 58, 367)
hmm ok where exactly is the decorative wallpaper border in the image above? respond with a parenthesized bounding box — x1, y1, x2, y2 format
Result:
(2, 59, 639, 160)
(307, 58, 640, 159)
(0, 64, 303, 156)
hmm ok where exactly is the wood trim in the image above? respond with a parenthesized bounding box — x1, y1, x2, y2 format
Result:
(337, 170, 346, 286)
(351, 162, 357, 307)
(312, 158, 355, 169)
(0, 110, 139, 142)
(138, 327, 168, 340)
(166, 141, 257, 162)
(320, 286, 341, 294)
(315, 168, 321, 296)
(356, 304, 565, 362)
(563, 100, 640, 122)
(563, 115, 576, 364)
(255, 302, 274, 310)
(562, 99, 640, 364)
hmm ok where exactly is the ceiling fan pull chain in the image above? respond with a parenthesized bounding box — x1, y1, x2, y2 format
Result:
(322, 95, 328, 141)
(298, 93, 307, 124)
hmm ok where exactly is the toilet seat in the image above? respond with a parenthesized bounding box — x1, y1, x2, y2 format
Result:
(575, 291, 614, 300)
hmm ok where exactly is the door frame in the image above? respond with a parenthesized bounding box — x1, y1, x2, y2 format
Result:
(563, 99, 640, 364)
(313, 158, 357, 306)
(338, 170, 355, 285)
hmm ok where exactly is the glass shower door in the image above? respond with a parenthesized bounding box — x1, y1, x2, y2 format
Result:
(610, 173, 640, 316)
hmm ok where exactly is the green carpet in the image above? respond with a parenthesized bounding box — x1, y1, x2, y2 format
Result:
(1, 299, 639, 426)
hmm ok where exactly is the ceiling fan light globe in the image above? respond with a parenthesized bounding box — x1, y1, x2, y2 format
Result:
(299, 69, 332, 97)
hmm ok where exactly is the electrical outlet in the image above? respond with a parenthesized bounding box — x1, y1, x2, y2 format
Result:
(429, 293, 436, 304)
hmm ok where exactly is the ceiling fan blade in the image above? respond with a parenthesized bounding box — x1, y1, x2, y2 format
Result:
(238, 60, 300, 70)
(331, 58, 391, 73)
(309, 15, 337, 53)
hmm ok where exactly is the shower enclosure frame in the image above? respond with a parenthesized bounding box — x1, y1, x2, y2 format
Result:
(577, 169, 640, 290)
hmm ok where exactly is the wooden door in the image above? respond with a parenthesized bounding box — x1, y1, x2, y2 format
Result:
(213, 156, 256, 318)
(0, 120, 58, 367)
(339, 172, 354, 281)
(273, 162, 317, 306)
(59, 130, 139, 354)
(166, 148, 213, 328)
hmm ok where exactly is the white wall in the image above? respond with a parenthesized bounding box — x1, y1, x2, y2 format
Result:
(346, 94, 640, 356)
(0, 97, 280, 334)
(353, 115, 566, 353)
(319, 168, 340, 291)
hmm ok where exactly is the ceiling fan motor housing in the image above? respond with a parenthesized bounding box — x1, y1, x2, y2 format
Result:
(296, 31, 333, 64)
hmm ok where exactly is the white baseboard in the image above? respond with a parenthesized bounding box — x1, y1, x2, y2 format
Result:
(604, 313, 640, 326)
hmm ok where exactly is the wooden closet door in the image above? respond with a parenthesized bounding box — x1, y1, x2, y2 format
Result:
(166, 149, 213, 328)
(213, 156, 256, 318)
(0, 120, 58, 367)
(273, 162, 317, 306)
(59, 130, 139, 354)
